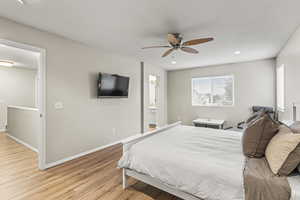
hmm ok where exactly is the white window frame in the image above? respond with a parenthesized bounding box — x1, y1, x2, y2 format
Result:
(191, 75, 235, 107)
(276, 64, 285, 112)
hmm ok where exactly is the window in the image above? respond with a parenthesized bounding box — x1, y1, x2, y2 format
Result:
(192, 75, 234, 106)
(149, 75, 159, 108)
(276, 64, 285, 112)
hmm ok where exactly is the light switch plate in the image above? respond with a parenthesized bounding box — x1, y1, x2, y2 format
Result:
(54, 102, 64, 109)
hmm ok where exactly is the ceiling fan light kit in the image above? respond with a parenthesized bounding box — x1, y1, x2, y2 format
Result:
(142, 33, 214, 58)
(17, 0, 25, 5)
(0, 60, 15, 67)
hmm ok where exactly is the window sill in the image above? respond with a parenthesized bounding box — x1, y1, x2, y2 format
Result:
(192, 104, 234, 108)
(149, 106, 158, 110)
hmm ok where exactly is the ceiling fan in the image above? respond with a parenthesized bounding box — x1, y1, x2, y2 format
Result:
(142, 33, 214, 57)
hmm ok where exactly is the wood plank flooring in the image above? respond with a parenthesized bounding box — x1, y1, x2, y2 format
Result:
(0, 133, 181, 200)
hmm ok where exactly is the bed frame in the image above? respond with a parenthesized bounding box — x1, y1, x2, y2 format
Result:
(121, 121, 203, 200)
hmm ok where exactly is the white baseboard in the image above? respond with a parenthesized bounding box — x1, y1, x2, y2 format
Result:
(0, 128, 6, 133)
(45, 137, 130, 169)
(6, 133, 38, 153)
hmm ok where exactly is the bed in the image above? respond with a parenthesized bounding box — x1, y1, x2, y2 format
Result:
(118, 122, 300, 200)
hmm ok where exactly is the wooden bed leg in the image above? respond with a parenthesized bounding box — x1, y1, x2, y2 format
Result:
(122, 169, 128, 189)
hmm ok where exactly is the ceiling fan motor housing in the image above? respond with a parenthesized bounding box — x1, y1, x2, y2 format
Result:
(170, 33, 182, 48)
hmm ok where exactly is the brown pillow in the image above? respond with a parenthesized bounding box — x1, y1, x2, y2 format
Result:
(265, 125, 300, 176)
(245, 110, 265, 124)
(242, 114, 279, 158)
(279, 124, 294, 134)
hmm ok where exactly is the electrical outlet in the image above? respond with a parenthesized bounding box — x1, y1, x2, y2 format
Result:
(54, 102, 64, 109)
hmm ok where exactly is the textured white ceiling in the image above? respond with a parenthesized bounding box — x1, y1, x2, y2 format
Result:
(0, 0, 299, 70)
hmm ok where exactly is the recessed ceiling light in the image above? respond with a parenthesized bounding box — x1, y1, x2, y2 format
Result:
(234, 51, 241, 55)
(171, 61, 176, 64)
(0, 60, 15, 67)
(17, 0, 25, 5)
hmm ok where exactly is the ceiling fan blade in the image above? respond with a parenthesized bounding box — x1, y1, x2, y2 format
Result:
(180, 47, 199, 54)
(162, 48, 175, 57)
(167, 34, 180, 45)
(182, 37, 214, 46)
(142, 45, 170, 49)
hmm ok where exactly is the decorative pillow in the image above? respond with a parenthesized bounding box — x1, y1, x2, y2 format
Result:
(279, 124, 294, 134)
(245, 110, 264, 124)
(242, 114, 279, 158)
(290, 121, 300, 133)
(265, 125, 300, 176)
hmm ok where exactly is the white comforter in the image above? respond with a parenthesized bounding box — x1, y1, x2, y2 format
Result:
(118, 125, 300, 200)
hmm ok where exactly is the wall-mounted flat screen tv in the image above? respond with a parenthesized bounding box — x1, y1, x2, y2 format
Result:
(97, 73, 129, 98)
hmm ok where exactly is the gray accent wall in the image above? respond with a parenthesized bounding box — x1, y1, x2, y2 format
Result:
(277, 25, 300, 121)
(168, 59, 276, 127)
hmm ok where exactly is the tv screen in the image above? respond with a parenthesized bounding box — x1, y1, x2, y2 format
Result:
(97, 73, 129, 98)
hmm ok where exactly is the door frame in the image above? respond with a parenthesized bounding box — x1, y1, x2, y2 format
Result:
(0, 39, 47, 170)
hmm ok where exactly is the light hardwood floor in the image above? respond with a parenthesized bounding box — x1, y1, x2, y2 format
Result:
(0, 133, 181, 200)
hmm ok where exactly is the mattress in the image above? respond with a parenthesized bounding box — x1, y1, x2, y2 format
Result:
(118, 125, 300, 200)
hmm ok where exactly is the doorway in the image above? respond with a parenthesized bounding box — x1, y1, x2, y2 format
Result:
(0, 39, 46, 170)
(148, 74, 160, 130)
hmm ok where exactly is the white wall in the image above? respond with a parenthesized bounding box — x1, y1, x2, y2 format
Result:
(7, 106, 39, 150)
(0, 67, 37, 131)
(168, 59, 276, 127)
(0, 102, 5, 132)
(277, 25, 300, 121)
(0, 17, 168, 164)
(143, 63, 167, 131)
